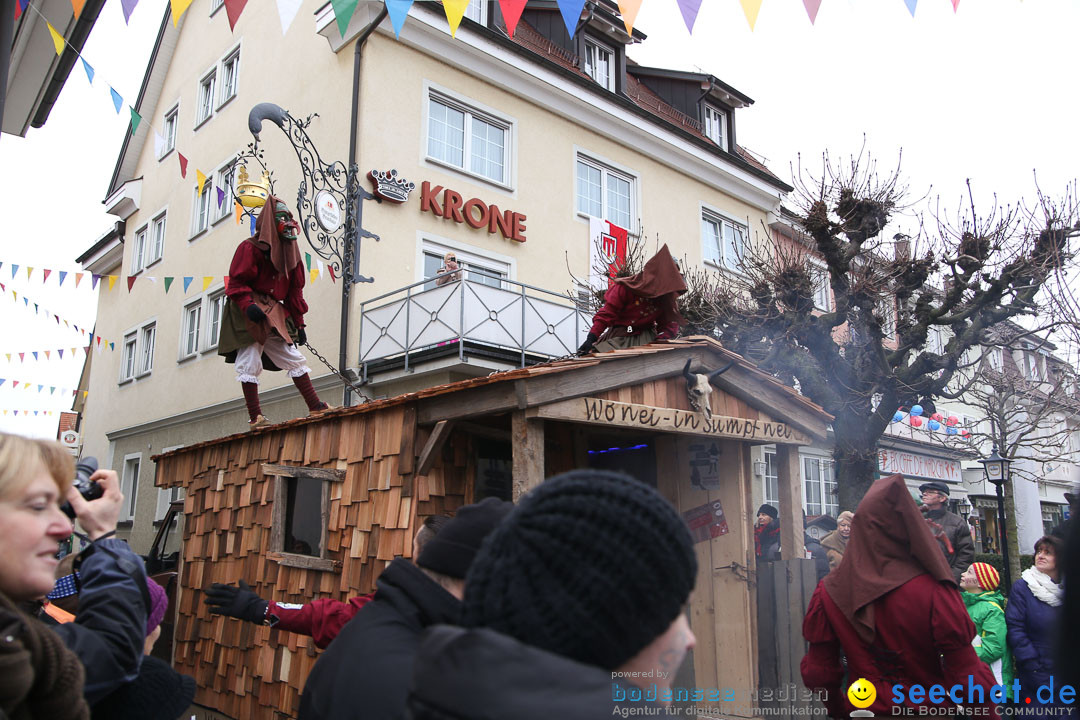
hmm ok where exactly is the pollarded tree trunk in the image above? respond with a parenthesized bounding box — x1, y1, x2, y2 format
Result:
(831, 414, 881, 511)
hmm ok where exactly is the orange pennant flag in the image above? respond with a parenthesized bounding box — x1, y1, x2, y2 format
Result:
(75, 272, 84, 288)
(71, 0, 86, 18)
(617, 0, 642, 35)
(235, 201, 243, 225)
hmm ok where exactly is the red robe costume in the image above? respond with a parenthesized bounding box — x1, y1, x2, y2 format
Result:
(588, 244, 685, 342)
(801, 474, 1000, 718)
(269, 595, 373, 649)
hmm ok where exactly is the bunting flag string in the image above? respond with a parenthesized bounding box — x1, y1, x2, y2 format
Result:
(0, 347, 90, 363)
(0, 411, 61, 417)
(1, 285, 95, 340)
(0, 378, 84, 396)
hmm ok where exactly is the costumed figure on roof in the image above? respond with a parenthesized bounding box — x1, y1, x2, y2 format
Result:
(218, 195, 332, 429)
(577, 244, 686, 355)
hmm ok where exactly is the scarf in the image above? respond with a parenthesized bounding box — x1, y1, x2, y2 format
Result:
(823, 474, 956, 644)
(0, 591, 89, 720)
(755, 520, 779, 557)
(1021, 567, 1063, 607)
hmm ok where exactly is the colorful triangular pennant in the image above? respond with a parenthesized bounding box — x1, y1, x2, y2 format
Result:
(275, 0, 302, 34)
(615, 0, 641, 36)
(443, 0, 469, 36)
(109, 87, 123, 113)
(120, 0, 138, 23)
(740, 0, 762, 30)
(170, 0, 194, 26)
(329, 0, 358, 36)
(80, 58, 95, 85)
(556, 0, 587, 37)
(47, 22, 66, 55)
(803, 0, 822, 24)
(223, 0, 247, 29)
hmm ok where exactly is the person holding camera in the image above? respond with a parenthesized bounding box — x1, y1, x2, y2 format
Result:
(0, 432, 148, 717)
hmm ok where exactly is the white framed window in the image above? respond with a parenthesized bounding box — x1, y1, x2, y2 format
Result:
(987, 347, 1003, 372)
(178, 287, 226, 358)
(703, 104, 728, 150)
(146, 211, 165, 267)
(160, 105, 178, 159)
(1023, 351, 1043, 381)
(214, 160, 236, 222)
(583, 37, 614, 91)
(763, 450, 779, 508)
(155, 445, 185, 521)
(138, 323, 156, 376)
(702, 210, 746, 272)
(421, 240, 510, 291)
(464, 0, 485, 24)
(219, 48, 240, 107)
(807, 258, 831, 311)
(196, 70, 216, 126)
(576, 154, 634, 231)
(206, 291, 226, 350)
(130, 226, 148, 274)
(803, 455, 838, 517)
(879, 298, 896, 338)
(426, 92, 511, 186)
(181, 301, 202, 360)
(120, 454, 141, 522)
(191, 179, 213, 236)
(120, 333, 138, 383)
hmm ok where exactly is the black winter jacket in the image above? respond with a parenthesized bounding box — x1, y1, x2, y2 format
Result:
(51, 538, 149, 706)
(298, 559, 461, 720)
(405, 626, 674, 720)
(924, 508, 975, 584)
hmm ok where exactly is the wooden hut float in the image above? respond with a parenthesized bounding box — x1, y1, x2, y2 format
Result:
(154, 337, 831, 719)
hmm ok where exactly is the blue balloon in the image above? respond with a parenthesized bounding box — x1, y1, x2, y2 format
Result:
(910, 404, 924, 416)
(893, 412, 904, 422)
(928, 420, 941, 431)
(946, 426, 958, 435)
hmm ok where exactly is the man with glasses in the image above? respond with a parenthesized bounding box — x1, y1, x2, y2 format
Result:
(919, 481, 974, 584)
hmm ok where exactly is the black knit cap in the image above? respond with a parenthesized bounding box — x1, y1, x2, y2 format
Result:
(758, 503, 779, 519)
(462, 469, 697, 670)
(417, 497, 514, 579)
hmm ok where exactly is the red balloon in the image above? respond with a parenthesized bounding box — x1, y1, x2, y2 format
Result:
(946, 416, 959, 426)
(930, 413, 943, 422)
(960, 429, 970, 437)
(910, 416, 923, 427)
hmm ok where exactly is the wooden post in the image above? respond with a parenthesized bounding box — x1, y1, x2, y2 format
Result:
(775, 444, 805, 560)
(511, 411, 544, 501)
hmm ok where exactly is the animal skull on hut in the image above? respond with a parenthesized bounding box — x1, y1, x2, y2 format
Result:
(682, 359, 735, 422)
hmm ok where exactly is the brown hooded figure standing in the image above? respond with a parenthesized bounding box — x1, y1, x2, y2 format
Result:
(218, 195, 330, 429)
(800, 474, 1000, 718)
(578, 244, 686, 354)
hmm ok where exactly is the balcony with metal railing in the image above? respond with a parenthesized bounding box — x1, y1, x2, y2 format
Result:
(358, 274, 590, 388)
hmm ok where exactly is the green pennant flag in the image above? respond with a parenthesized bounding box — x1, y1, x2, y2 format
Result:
(129, 107, 142, 134)
(330, 0, 359, 36)
(305, 252, 312, 271)
(164, 276, 174, 293)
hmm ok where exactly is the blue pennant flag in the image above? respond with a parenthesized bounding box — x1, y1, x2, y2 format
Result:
(81, 58, 95, 84)
(109, 86, 123, 113)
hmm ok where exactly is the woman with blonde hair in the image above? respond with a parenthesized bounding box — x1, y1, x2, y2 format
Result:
(0, 432, 148, 718)
(821, 510, 853, 571)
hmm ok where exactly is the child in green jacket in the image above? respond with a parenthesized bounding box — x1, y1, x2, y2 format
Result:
(960, 562, 1014, 695)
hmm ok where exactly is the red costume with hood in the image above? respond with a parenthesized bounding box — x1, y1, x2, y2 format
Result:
(580, 244, 686, 353)
(800, 474, 1000, 718)
(219, 195, 329, 427)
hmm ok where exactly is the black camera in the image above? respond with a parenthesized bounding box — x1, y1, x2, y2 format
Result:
(60, 456, 102, 520)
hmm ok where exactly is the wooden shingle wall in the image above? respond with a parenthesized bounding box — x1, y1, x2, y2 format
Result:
(157, 408, 469, 719)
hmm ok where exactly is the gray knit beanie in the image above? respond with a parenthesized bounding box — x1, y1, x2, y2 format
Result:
(462, 470, 697, 670)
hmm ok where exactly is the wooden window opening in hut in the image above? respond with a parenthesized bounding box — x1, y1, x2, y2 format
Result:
(264, 464, 345, 572)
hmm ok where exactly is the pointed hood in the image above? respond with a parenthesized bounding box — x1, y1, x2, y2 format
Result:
(613, 244, 687, 298)
(822, 474, 956, 644)
(249, 194, 301, 275)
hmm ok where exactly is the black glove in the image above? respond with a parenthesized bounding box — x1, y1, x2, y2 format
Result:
(204, 579, 268, 624)
(577, 332, 599, 356)
(245, 304, 267, 323)
(296, 327, 307, 345)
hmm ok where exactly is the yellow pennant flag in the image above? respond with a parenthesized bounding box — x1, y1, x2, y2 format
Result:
(443, 0, 469, 36)
(617, 0, 642, 35)
(107, 275, 118, 291)
(24, 383, 31, 389)
(83, 391, 89, 400)
(740, 0, 763, 30)
(310, 269, 319, 284)
(196, 169, 207, 196)
(71, 0, 86, 18)
(47, 22, 65, 55)
(235, 201, 243, 225)
(26, 267, 33, 280)
(202, 276, 213, 291)
(170, 0, 194, 26)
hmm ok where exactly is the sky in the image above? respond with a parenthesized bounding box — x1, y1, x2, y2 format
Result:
(1, 0, 1077, 439)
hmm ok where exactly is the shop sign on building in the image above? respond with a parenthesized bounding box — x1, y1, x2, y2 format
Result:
(419, 180, 526, 242)
(878, 448, 961, 483)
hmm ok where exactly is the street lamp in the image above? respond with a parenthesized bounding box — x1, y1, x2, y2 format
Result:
(978, 446, 1013, 591)
(245, 103, 380, 406)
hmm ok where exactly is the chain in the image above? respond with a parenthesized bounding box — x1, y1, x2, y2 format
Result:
(303, 341, 371, 403)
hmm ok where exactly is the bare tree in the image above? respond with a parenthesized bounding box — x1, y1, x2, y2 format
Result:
(695, 150, 1078, 509)
(943, 328, 1080, 580)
